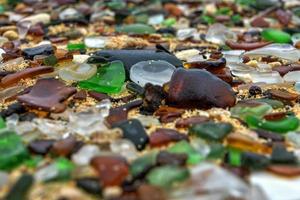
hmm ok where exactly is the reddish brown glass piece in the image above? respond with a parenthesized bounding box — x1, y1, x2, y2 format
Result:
(91, 155, 129, 186)
(0, 66, 54, 88)
(167, 68, 236, 109)
(225, 40, 271, 51)
(149, 128, 188, 147)
(175, 116, 209, 128)
(17, 78, 76, 113)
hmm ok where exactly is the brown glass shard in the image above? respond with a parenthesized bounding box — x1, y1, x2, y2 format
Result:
(149, 128, 188, 147)
(268, 165, 300, 177)
(175, 116, 209, 128)
(154, 106, 184, 123)
(166, 68, 236, 109)
(106, 99, 143, 125)
(0, 66, 54, 88)
(267, 89, 299, 101)
(91, 155, 129, 186)
(225, 40, 271, 51)
(17, 78, 76, 113)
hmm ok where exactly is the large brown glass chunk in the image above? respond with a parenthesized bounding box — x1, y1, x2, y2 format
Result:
(166, 68, 236, 109)
(17, 78, 76, 113)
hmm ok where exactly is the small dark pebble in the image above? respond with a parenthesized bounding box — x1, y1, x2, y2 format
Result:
(28, 139, 56, 155)
(255, 129, 284, 142)
(271, 143, 296, 164)
(249, 85, 262, 96)
(0, 102, 26, 118)
(76, 177, 102, 195)
(126, 82, 144, 96)
(5, 174, 34, 200)
(112, 119, 149, 151)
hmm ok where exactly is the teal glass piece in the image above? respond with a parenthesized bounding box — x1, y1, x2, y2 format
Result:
(189, 122, 233, 141)
(230, 103, 272, 120)
(254, 98, 284, 109)
(168, 140, 203, 164)
(146, 165, 189, 188)
(116, 24, 155, 35)
(43, 55, 58, 66)
(79, 61, 126, 94)
(130, 152, 157, 177)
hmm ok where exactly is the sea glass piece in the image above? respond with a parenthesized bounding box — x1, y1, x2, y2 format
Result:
(292, 33, 300, 45)
(206, 23, 237, 45)
(0, 85, 26, 103)
(110, 139, 138, 161)
(58, 62, 97, 82)
(168, 140, 203, 164)
(261, 29, 291, 43)
(130, 152, 157, 177)
(189, 122, 233, 141)
(59, 8, 80, 20)
(243, 44, 300, 62)
(226, 133, 272, 154)
(5, 174, 34, 200)
(230, 103, 272, 120)
(67, 43, 85, 51)
(146, 165, 189, 188)
(0, 130, 29, 170)
(20, 13, 50, 25)
(0, 57, 24, 71)
(68, 100, 110, 136)
(176, 28, 197, 41)
(245, 115, 299, 134)
(130, 60, 176, 87)
(0, 117, 5, 129)
(116, 23, 155, 35)
(71, 145, 101, 166)
(148, 14, 164, 25)
(84, 36, 108, 48)
(222, 50, 245, 63)
(79, 61, 126, 94)
(283, 71, 300, 82)
(16, 20, 31, 39)
(249, 71, 283, 84)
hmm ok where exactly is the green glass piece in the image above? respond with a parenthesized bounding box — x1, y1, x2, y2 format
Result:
(201, 15, 215, 25)
(245, 115, 299, 134)
(207, 142, 226, 159)
(0, 117, 5, 129)
(54, 157, 75, 180)
(116, 24, 155, 35)
(231, 14, 242, 24)
(24, 156, 43, 168)
(228, 148, 241, 167)
(189, 122, 233, 141)
(216, 7, 232, 16)
(146, 165, 189, 188)
(230, 104, 272, 120)
(254, 98, 284, 109)
(261, 29, 291, 43)
(67, 43, 86, 51)
(5, 174, 34, 200)
(168, 140, 203, 164)
(0, 5, 4, 14)
(135, 14, 149, 24)
(130, 152, 157, 177)
(107, 0, 126, 10)
(43, 55, 58, 66)
(79, 61, 126, 94)
(162, 18, 176, 27)
(0, 130, 29, 170)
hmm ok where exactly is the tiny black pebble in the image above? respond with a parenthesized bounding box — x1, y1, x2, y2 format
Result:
(249, 85, 262, 96)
